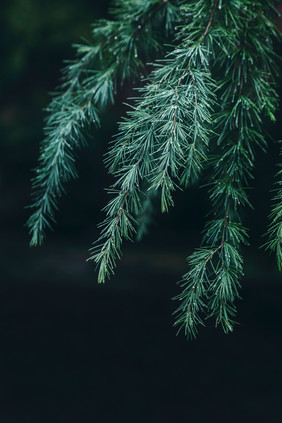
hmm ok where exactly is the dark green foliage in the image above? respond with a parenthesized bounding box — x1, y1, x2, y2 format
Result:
(27, 0, 179, 246)
(136, 187, 159, 242)
(174, 0, 280, 337)
(28, 0, 281, 339)
(266, 143, 282, 270)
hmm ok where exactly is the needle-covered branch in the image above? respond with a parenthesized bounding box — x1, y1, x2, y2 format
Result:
(27, 0, 180, 246)
(27, 0, 281, 339)
(89, 0, 218, 282)
(174, 0, 280, 338)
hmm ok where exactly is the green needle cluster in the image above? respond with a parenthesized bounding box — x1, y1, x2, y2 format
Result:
(28, 0, 281, 339)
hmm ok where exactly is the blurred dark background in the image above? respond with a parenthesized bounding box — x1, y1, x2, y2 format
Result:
(1, 1, 282, 422)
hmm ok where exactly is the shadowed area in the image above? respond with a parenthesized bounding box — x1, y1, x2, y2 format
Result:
(0, 238, 282, 422)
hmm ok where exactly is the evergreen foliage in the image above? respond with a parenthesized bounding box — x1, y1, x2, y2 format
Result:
(266, 143, 282, 270)
(28, 0, 281, 339)
(27, 0, 179, 246)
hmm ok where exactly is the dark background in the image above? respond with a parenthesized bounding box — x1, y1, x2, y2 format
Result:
(1, 1, 282, 421)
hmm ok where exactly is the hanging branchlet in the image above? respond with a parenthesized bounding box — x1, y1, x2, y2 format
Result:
(89, 0, 218, 283)
(174, 0, 280, 338)
(27, 0, 180, 246)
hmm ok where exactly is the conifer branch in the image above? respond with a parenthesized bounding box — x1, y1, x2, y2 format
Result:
(174, 1, 280, 338)
(27, 0, 281, 339)
(27, 0, 180, 246)
(89, 0, 218, 282)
